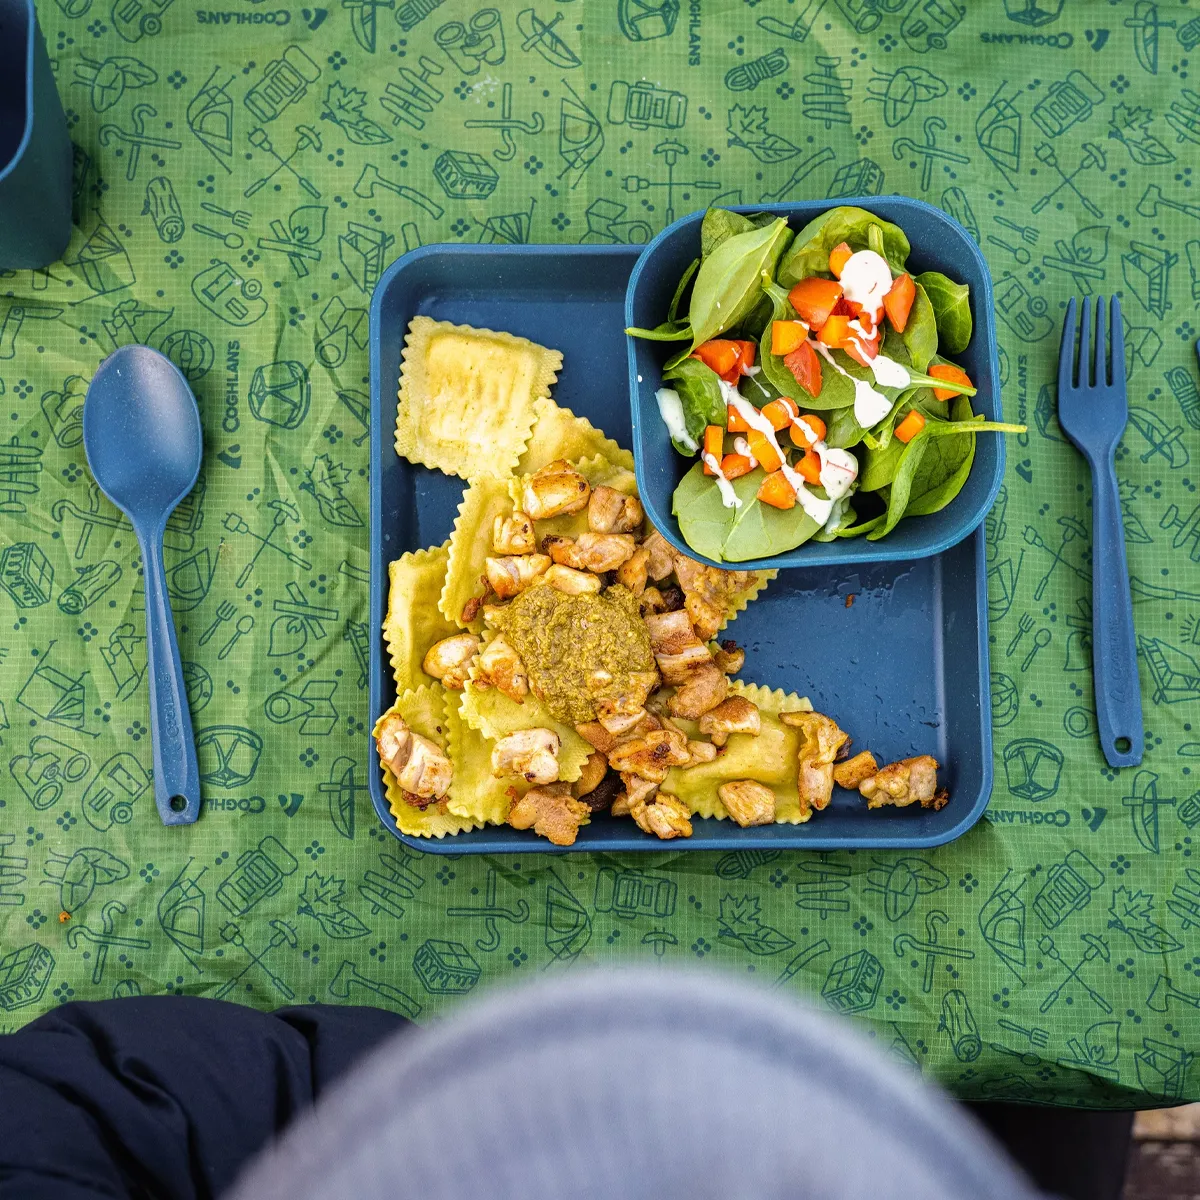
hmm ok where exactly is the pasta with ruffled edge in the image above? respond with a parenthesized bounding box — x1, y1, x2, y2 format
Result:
(373, 684, 481, 838)
(458, 652, 592, 784)
(395, 317, 561, 482)
(383, 542, 460, 693)
(665, 681, 815, 824)
(441, 685, 516, 826)
(516, 394, 634, 476)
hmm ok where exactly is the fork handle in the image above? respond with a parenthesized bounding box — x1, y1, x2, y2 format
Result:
(1090, 451, 1143, 767)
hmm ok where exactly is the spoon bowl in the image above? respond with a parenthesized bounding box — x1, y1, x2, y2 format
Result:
(84, 345, 204, 825)
(84, 346, 202, 521)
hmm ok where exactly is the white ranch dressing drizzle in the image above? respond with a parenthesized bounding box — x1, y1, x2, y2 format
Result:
(812, 341, 893, 429)
(733, 435, 756, 463)
(703, 451, 742, 508)
(868, 350, 911, 389)
(720, 382, 846, 525)
(818, 446, 858, 500)
(785, 412, 857, 500)
(839, 249, 893, 324)
(655, 387, 697, 452)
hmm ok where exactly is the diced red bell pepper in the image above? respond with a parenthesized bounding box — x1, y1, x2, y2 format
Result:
(771, 320, 808, 357)
(757, 470, 796, 510)
(883, 273, 916, 333)
(788, 277, 844, 329)
(783, 339, 822, 398)
(828, 242, 853, 278)
(692, 339, 740, 377)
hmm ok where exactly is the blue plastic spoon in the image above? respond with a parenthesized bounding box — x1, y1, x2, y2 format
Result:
(84, 345, 203, 825)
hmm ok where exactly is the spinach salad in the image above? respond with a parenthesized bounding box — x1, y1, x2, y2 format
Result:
(627, 206, 1024, 563)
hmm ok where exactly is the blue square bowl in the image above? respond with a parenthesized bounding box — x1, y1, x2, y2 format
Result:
(626, 196, 1003, 570)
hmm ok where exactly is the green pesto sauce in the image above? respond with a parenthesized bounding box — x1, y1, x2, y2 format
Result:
(499, 583, 655, 724)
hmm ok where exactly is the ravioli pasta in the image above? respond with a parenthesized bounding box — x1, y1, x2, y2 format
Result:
(666, 682, 813, 823)
(395, 317, 562, 481)
(373, 685, 481, 838)
(383, 543, 460, 692)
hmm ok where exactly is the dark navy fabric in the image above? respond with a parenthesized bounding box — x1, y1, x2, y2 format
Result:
(0, 998, 409, 1200)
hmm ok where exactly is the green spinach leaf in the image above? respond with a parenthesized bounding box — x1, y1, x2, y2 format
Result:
(905, 394, 977, 515)
(676, 217, 793, 363)
(672, 463, 822, 562)
(722, 473, 822, 561)
(859, 432, 908, 491)
(663, 357, 726, 444)
(667, 257, 700, 323)
(901, 282, 939, 373)
(777, 206, 910, 286)
(870, 438, 930, 540)
(672, 461, 736, 561)
(864, 398, 1025, 539)
(624, 319, 692, 341)
(700, 208, 778, 259)
(917, 270, 973, 354)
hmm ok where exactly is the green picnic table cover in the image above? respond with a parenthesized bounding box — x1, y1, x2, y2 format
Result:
(1, 0, 1199, 1109)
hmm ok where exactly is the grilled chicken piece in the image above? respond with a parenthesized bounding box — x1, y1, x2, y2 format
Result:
(697, 696, 761, 747)
(485, 553, 550, 599)
(686, 739, 718, 765)
(643, 610, 711, 684)
(543, 532, 636, 573)
(420, 633, 479, 690)
(668, 667, 728, 720)
(521, 459, 590, 520)
(616, 546, 649, 596)
(490, 728, 561, 786)
(670, 553, 759, 642)
(833, 751, 879, 790)
(492, 510, 537, 555)
(588, 485, 644, 534)
(572, 751, 608, 799)
(643, 608, 728, 720)
(718, 780, 776, 828)
(507, 782, 588, 846)
(639, 586, 670, 615)
(375, 712, 452, 803)
(611, 772, 658, 816)
(630, 792, 692, 840)
(474, 635, 528, 702)
(642, 530, 676, 581)
(859, 755, 947, 810)
(781, 710, 849, 819)
(592, 669, 657, 736)
(575, 720, 619, 754)
(606, 727, 691, 783)
(543, 564, 602, 595)
(712, 640, 745, 675)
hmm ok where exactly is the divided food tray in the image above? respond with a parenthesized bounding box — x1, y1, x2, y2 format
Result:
(369, 244, 993, 853)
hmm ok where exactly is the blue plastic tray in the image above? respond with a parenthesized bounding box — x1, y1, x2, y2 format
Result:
(627, 197, 1003, 570)
(369, 243, 992, 853)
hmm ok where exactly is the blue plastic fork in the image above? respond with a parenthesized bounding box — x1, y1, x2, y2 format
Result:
(1056, 296, 1143, 768)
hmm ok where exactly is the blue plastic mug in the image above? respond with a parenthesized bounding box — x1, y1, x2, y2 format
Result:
(0, 0, 73, 268)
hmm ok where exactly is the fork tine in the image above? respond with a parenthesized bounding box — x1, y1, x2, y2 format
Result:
(1093, 294, 1107, 387)
(1109, 295, 1124, 387)
(1078, 296, 1093, 388)
(1059, 297, 1077, 395)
